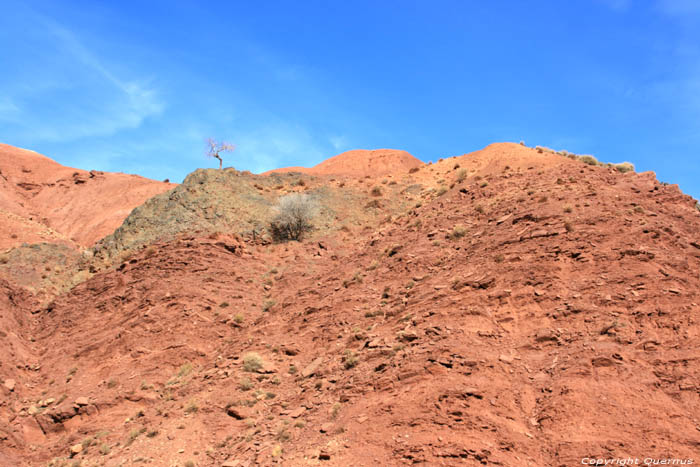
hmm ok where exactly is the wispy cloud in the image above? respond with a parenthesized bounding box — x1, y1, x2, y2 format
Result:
(328, 135, 348, 152)
(0, 97, 20, 120)
(0, 9, 163, 144)
(233, 124, 329, 173)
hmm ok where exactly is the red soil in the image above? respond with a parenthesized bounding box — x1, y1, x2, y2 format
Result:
(0, 144, 175, 249)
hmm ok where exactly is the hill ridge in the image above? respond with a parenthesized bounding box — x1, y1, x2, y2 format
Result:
(1, 141, 700, 465)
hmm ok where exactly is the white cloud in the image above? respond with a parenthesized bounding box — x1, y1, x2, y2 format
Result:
(0, 13, 163, 143)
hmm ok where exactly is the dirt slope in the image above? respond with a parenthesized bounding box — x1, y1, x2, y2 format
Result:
(264, 149, 424, 177)
(0, 143, 175, 249)
(1, 143, 700, 466)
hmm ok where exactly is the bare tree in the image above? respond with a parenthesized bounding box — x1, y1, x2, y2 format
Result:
(206, 138, 235, 170)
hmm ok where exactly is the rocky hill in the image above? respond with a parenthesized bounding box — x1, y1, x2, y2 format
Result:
(0, 143, 175, 250)
(1, 143, 699, 466)
(90, 160, 425, 266)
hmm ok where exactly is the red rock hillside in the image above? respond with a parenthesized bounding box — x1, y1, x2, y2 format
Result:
(0, 143, 175, 249)
(1, 143, 699, 466)
(264, 148, 424, 177)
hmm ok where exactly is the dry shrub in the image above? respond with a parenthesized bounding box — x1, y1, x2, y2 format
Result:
(456, 168, 468, 182)
(614, 162, 635, 173)
(269, 193, 317, 242)
(578, 155, 599, 166)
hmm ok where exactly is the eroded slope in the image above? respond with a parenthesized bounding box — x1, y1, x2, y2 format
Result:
(0, 143, 175, 249)
(3, 144, 699, 466)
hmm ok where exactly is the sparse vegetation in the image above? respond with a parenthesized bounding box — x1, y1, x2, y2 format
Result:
(365, 199, 382, 209)
(342, 350, 358, 369)
(239, 377, 254, 391)
(449, 225, 467, 239)
(127, 427, 146, 445)
(178, 363, 193, 378)
(614, 162, 635, 173)
(331, 402, 342, 419)
(370, 186, 383, 196)
(185, 400, 199, 414)
(81, 437, 94, 450)
(276, 427, 291, 442)
(456, 168, 468, 182)
(578, 155, 599, 166)
(343, 272, 363, 288)
(243, 352, 264, 372)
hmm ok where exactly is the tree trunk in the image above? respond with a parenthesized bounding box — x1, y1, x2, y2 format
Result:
(216, 155, 222, 170)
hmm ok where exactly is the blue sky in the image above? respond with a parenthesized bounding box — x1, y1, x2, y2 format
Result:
(1, 1, 699, 198)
